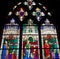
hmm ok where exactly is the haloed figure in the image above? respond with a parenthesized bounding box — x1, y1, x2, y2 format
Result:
(1, 41, 8, 59)
(44, 40, 50, 59)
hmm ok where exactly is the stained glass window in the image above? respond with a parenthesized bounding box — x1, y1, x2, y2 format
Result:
(21, 19, 40, 59)
(0, 1, 60, 59)
(0, 19, 20, 59)
(41, 19, 60, 59)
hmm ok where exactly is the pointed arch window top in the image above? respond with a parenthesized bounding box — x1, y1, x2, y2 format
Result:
(23, 19, 37, 25)
(45, 18, 50, 25)
(42, 19, 53, 25)
(28, 19, 33, 25)
(41, 19, 57, 34)
(10, 18, 15, 24)
(6, 18, 19, 26)
(3, 18, 20, 35)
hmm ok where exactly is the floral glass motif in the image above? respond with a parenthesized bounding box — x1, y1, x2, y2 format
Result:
(24, 0, 36, 10)
(16, 8, 28, 21)
(0, 19, 20, 59)
(32, 8, 45, 21)
(21, 19, 40, 59)
(41, 19, 60, 59)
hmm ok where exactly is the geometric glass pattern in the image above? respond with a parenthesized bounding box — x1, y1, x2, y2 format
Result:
(24, 0, 36, 10)
(16, 8, 28, 21)
(32, 8, 45, 21)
